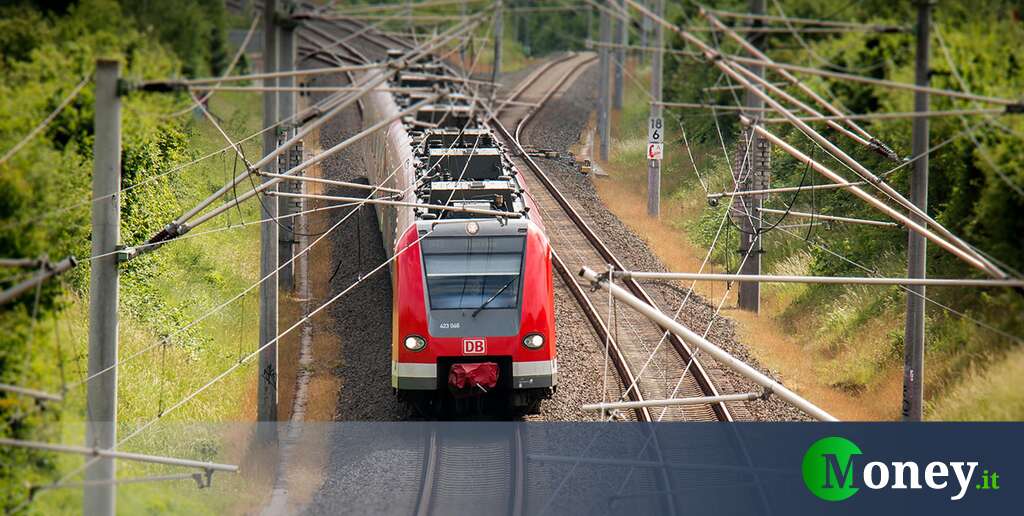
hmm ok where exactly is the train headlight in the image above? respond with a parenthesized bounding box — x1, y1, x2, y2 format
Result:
(404, 335, 426, 351)
(523, 333, 545, 349)
(465, 221, 480, 235)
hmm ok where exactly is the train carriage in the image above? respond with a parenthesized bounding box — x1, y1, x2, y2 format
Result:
(360, 59, 556, 416)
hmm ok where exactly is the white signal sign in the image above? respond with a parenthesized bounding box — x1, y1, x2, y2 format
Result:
(648, 117, 664, 143)
(647, 143, 664, 161)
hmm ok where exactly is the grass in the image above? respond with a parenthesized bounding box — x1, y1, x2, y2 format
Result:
(589, 59, 1022, 421)
(26, 91, 267, 514)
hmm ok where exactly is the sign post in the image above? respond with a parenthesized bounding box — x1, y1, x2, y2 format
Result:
(647, 115, 664, 212)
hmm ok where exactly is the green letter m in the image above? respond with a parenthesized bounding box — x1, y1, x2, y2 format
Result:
(822, 453, 855, 488)
(803, 436, 861, 501)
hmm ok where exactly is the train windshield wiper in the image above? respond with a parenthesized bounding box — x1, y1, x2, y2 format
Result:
(471, 277, 517, 317)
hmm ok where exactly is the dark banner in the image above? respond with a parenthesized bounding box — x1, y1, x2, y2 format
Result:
(30, 422, 1018, 514)
(293, 422, 1020, 515)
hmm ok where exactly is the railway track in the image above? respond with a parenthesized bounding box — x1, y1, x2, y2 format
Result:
(302, 14, 736, 423)
(491, 53, 733, 422)
(415, 426, 525, 516)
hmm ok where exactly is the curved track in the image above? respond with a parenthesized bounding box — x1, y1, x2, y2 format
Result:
(491, 54, 733, 422)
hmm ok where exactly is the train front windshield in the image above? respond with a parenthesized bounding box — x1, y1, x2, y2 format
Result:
(422, 236, 525, 311)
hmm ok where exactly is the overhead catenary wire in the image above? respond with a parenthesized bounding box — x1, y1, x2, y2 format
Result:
(766, 0, 890, 76)
(0, 256, 77, 306)
(165, 93, 442, 242)
(707, 7, 909, 32)
(707, 180, 866, 200)
(761, 107, 1009, 123)
(88, 108, 491, 484)
(66, 63, 487, 397)
(0, 76, 90, 168)
(0, 80, 356, 234)
(770, 224, 1024, 346)
(0, 438, 237, 473)
(165, 13, 261, 118)
(581, 267, 836, 422)
(597, 48, 760, 419)
(686, 25, 907, 34)
(624, 0, 1006, 278)
(0, 383, 63, 402)
(653, 231, 761, 422)
(145, 11, 486, 245)
(756, 207, 900, 227)
(746, 121, 1000, 275)
(717, 51, 1024, 108)
(933, 25, 1024, 199)
(267, 191, 523, 219)
(702, 9, 884, 149)
(321, 0, 484, 16)
(143, 62, 387, 88)
(615, 270, 1024, 288)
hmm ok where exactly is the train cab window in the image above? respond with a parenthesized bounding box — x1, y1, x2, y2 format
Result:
(421, 236, 525, 311)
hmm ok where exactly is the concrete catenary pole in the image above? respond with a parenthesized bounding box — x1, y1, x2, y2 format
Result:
(85, 58, 121, 516)
(492, 1, 504, 95)
(598, 5, 610, 161)
(903, 0, 933, 422)
(613, 0, 625, 109)
(278, 12, 296, 292)
(640, 0, 649, 64)
(646, 0, 663, 217)
(737, 0, 766, 313)
(259, 0, 279, 435)
(586, 2, 593, 42)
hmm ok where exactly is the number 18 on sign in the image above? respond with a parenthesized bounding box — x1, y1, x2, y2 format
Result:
(648, 116, 664, 161)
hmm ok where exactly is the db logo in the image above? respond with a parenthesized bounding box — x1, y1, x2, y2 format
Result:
(462, 338, 486, 355)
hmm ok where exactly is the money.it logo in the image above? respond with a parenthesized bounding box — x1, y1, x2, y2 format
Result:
(802, 436, 862, 501)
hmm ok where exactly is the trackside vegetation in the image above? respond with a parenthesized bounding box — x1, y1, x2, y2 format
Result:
(0, 0, 266, 512)
(597, 0, 1023, 419)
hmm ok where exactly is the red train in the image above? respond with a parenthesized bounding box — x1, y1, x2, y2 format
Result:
(363, 61, 556, 416)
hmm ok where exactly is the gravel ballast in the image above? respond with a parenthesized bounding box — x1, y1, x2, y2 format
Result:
(523, 63, 811, 422)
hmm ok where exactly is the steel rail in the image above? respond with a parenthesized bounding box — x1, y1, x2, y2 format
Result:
(496, 55, 733, 422)
(414, 426, 525, 516)
(489, 53, 653, 422)
(414, 431, 439, 516)
(495, 56, 685, 516)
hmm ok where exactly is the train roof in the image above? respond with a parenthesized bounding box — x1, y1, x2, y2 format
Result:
(391, 60, 530, 225)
